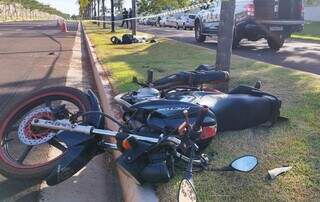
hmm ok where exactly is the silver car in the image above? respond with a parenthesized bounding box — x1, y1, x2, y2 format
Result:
(160, 14, 181, 28)
(177, 14, 196, 30)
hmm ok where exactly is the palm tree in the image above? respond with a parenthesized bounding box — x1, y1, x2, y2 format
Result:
(97, 0, 100, 26)
(78, 0, 90, 18)
(114, 0, 124, 12)
(102, 0, 106, 28)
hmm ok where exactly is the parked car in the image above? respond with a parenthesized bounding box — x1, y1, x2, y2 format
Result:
(138, 18, 145, 25)
(194, 0, 304, 51)
(177, 14, 196, 30)
(159, 16, 169, 27)
(147, 17, 157, 26)
(160, 14, 180, 28)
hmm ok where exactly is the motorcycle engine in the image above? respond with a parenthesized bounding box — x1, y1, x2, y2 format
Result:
(131, 87, 160, 103)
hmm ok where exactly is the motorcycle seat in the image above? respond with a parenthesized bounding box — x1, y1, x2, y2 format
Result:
(198, 92, 281, 132)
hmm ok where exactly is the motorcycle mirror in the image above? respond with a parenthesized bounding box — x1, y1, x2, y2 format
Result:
(230, 155, 258, 172)
(178, 178, 197, 202)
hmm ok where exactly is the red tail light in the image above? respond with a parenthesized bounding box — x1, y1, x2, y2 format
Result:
(245, 3, 255, 17)
(299, 3, 304, 18)
(200, 125, 217, 140)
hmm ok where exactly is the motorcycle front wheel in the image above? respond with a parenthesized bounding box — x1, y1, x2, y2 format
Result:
(0, 86, 91, 179)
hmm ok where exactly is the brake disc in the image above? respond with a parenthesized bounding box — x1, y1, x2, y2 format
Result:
(18, 107, 57, 146)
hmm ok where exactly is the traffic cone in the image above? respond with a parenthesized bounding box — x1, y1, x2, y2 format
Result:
(61, 21, 68, 33)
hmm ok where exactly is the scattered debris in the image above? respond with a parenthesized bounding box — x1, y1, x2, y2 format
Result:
(111, 34, 156, 45)
(268, 166, 292, 180)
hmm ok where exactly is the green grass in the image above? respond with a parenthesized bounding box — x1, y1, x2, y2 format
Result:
(84, 22, 320, 202)
(292, 22, 320, 41)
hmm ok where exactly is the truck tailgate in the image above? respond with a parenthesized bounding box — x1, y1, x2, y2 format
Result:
(254, 0, 304, 20)
(256, 20, 304, 25)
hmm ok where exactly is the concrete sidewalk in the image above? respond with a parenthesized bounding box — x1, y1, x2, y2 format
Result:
(39, 24, 122, 202)
(0, 20, 78, 202)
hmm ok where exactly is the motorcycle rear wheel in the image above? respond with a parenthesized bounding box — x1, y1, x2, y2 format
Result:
(0, 86, 91, 179)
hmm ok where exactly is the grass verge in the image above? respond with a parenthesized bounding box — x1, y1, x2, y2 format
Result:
(291, 21, 320, 42)
(84, 22, 320, 201)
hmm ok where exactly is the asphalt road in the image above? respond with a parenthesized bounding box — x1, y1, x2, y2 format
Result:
(139, 25, 320, 75)
(0, 21, 78, 202)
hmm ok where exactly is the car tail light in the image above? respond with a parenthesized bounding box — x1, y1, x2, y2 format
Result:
(299, 2, 304, 18)
(200, 125, 217, 140)
(245, 3, 255, 17)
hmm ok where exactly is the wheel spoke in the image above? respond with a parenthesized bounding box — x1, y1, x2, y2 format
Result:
(1, 138, 14, 147)
(17, 146, 33, 164)
(49, 138, 67, 152)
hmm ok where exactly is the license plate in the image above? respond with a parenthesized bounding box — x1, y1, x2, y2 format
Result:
(270, 26, 283, 31)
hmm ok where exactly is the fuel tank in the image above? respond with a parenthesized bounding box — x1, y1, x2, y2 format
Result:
(129, 100, 218, 150)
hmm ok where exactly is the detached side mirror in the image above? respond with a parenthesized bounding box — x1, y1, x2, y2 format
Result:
(178, 179, 197, 202)
(230, 155, 258, 172)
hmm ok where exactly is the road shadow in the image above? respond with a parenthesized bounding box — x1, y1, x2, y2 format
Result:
(38, 154, 122, 202)
(0, 21, 78, 201)
(140, 25, 320, 75)
(0, 176, 41, 202)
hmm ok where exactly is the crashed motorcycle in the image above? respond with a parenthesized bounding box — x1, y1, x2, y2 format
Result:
(0, 86, 253, 182)
(0, 65, 281, 200)
(115, 65, 283, 150)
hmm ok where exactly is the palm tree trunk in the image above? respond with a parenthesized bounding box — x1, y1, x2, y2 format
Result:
(111, 0, 115, 32)
(97, 0, 100, 26)
(93, 0, 96, 21)
(102, 0, 106, 28)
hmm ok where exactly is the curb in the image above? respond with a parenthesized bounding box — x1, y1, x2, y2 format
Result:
(81, 23, 158, 202)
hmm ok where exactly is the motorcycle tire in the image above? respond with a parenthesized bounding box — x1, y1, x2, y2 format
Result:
(0, 86, 91, 180)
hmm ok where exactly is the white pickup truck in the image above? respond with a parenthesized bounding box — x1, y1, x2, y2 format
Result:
(194, 0, 304, 51)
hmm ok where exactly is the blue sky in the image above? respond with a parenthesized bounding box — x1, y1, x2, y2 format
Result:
(37, 0, 131, 15)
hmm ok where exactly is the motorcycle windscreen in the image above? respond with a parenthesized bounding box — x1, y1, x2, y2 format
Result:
(45, 135, 102, 186)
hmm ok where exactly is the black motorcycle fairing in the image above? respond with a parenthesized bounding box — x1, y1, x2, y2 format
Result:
(129, 100, 212, 130)
(128, 100, 201, 125)
(45, 90, 105, 185)
(130, 100, 199, 111)
(127, 100, 218, 151)
(85, 89, 105, 129)
(116, 139, 176, 184)
(46, 137, 103, 186)
(146, 108, 216, 132)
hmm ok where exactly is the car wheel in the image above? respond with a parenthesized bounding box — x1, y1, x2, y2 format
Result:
(232, 36, 242, 49)
(267, 34, 285, 51)
(183, 24, 187, 30)
(195, 22, 206, 43)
